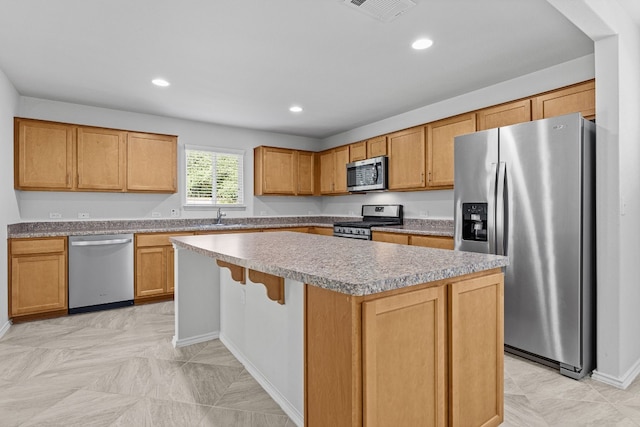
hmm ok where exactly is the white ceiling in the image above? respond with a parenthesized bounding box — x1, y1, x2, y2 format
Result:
(0, 0, 595, 139)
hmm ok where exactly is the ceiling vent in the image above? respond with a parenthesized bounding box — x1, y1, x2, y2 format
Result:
(341, 0, 416, 23)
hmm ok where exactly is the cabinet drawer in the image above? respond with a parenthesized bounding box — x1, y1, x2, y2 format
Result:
(136, 232, 194, 247)
(372, 232, 410, 245)
(410, 235, 454, 250)
(10, 237, 66, 255)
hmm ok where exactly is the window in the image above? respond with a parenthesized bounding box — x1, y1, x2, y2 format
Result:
(185, 145, 244, 206)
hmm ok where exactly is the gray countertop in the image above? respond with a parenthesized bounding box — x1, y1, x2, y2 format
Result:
(7, 216, 454, 238)
(171, 231, 507, 296)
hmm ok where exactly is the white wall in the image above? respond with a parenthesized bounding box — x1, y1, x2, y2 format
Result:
(16, 97, 323, 220)
(320, 55, 595, 219)
(548, 0, 640, 388)
(0, 68, 21, 335)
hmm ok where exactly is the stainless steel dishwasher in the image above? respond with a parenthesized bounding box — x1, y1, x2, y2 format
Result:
(69, 233, 134, 314)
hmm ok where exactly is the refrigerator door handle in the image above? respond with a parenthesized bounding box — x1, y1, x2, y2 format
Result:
(496, 162, 506, 255)
(488, 162, 498, 254)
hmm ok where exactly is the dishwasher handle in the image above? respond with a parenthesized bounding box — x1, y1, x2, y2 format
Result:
(71, 238, 132, 247)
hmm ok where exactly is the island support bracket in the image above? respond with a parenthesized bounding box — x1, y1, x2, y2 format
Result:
(216, 260, 285, 305)
(249, 269, 285, 305)
(216, 260, 246, 284)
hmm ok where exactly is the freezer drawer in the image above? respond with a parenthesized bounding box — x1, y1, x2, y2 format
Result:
(69, 233, 134, 314)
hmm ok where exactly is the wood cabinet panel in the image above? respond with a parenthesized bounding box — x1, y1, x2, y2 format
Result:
(367, 136, 387, 158)
(372, 231, 409, 245)
(477, 99, 532, 131)
(126, 132, 177, 193)
(427, 113, 476, 188)
(14, 118, 74, 190)
(297, 151, 315, 195)
(533, 80, 595, 120)
(134, 232, 194, 301)
(387, 126, 426, 190)
(9, 237, 68, 318)
(135, 247, 167, 297)
(310, 227, 334, 236)
(77, 127, 126, 191)
(449, 273, 504, 427)
(262, 227, 309, 233)
(363, 286, 446, 427)
(254, 146, 296, 195)
(350, 141, 367, 162)
(411, 235, 454, 250)
(319, 146, 349, 194)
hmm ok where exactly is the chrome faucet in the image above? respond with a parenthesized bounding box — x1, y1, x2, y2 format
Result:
(215, 207, 226, 225)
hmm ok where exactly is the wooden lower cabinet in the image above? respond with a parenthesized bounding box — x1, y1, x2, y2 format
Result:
(411, 235, 454, 250)
(9, 237, 68, 319)
(372, 231, 409, 245)
(310, 227, 334, 236)
(305, 270, 504, 427)
(134, 232, 194, 302)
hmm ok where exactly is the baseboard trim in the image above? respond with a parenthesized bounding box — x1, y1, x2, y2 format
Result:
(592, 357, 640, 389)
(172, 331, 219, 348)
(220, 334, 303, 427)
(0, 319, 10, 339)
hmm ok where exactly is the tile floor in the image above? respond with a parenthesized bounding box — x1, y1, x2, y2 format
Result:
(1, 302, 640, 426)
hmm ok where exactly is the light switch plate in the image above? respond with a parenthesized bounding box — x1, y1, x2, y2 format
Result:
(152, 212, 161, 218)
(49, 212, 62, 219)
(170, 209, 179, 217)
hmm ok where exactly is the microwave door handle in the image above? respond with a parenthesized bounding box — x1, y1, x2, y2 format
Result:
(372, 164, 378, 183)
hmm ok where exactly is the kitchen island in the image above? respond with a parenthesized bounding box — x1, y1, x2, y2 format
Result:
(171, 231, 509, 427)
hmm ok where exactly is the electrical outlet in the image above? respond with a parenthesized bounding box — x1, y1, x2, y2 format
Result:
(49, 212, 62, 219)
(170, 209, 179, 217)
(152, 212, 161, 218)
(260, 211, 267, 216)
(420, 210, 429, 217)
(348, 210, 355, 215)
(78, 212, 90, 219)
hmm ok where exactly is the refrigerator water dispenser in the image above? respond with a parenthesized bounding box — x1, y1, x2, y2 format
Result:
(462, 203, 488, 241)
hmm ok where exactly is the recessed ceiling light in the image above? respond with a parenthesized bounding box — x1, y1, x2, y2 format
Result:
(412, 38, 433, 50)
(152, 78, 170, 87)
(289, 106, 303, 113)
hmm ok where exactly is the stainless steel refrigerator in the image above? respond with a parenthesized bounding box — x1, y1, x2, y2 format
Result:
(453, 113, 595, 379)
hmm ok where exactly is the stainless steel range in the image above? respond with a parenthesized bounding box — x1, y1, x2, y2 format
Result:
(333, 204, 403, 240)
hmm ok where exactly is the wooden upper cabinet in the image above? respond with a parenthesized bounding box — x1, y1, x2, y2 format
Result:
(14, 118, 75, 190)
(296, 151, 315, 195)
(126, 132, 177, 193)
(533, 80, 595, 120)
(319, 146, 349, 194)
(477, 99, 532, 131)
(427, 113, 476, 188)
(349, 141, 367, 162)
(387, 126, 426, 190)
(254, 146, 296, 195)
(367, 135, 387, 158)
(77, 127, 126, 191)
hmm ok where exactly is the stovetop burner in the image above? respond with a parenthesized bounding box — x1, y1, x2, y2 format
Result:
(333, 204, 403, 240)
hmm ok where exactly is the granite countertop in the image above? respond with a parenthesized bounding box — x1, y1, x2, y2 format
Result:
(171, 231, 507, 296)
(7, 216, 454, 238)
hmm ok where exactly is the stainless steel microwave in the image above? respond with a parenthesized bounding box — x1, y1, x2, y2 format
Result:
(346, 156, 388, 192)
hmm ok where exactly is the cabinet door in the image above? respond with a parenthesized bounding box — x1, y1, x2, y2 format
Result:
(427, 113, 476, 188)
(261, 147, 296, 195)
(372, 231, 409, 245)
(135, 247, 167, 297)
(297, 151, 314, 195)
(127, 133, 177, 192)
(367, 136, 387, 158)
(363, 286, 446, 427)
(15, 119, 75, 190)
(349, 141, 367, 162)
(449, 273, 504, 427)
(410, 235, 454, 250)
(77, 127, 126, 191)
(333, 146, 350, 193)
(319, 150, 335, 194)
(533, 80, 595, 120)
(387, 127, 426, 190)
(10, 237, 68, 317)
(477, 99, 532, 131)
